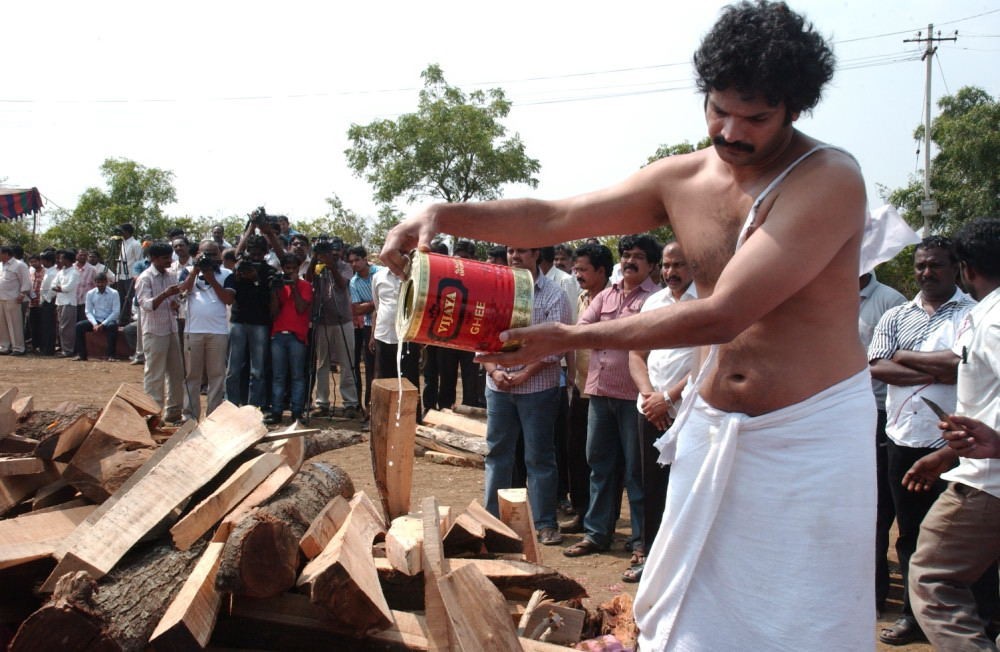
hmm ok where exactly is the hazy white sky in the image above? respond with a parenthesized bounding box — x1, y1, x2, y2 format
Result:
(3, 0, 998, 236)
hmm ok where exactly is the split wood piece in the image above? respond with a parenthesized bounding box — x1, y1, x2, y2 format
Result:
(0, 456, 45, 476)
(422, 408, 486, 438)
(385, 513, 423, 576)
(11, 395, 33, 421)
(444, 500, 523, 556)
(437, 562, 523, 650)
(210, 432, 305, 544)
(42, 403, 266, 591)
(370, 377, 418, 520)
(416, 424, 488, 458)
(375, 556, 588, 604)
(518, 591, 586, 645)
(297, 490, 391, 633)
(170, 451, 283, 550)
(30, 478, 77, 510)
(299, 490, 385, 561)
(450, 404, 487, 419)
(498, 487, 540, 564)
(112, 382, 162, 416)
(594, 593, 638, 651)
(63, 395, 157, 501)
(0, 503, 96, 570)
(0, 464, 59, 517)
(0, 387, 18, 436)
(420, 495, 455, 651)
(215, 453, 354, 598)
(299, 494, 350, 560)
(32, 496, 89, 514)
(424, 450, 484, 469)
(219, 593, 421, 648)
(52, 419, 198, 561)
(10, 539, 208, 652)
(31, 413, 96, 462)
(148, 540, 225, 651)
(370, 609, 582, 652)
(0, 433, 39, 455)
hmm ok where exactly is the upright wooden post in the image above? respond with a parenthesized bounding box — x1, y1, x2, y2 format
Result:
(370, 378, 417, 519)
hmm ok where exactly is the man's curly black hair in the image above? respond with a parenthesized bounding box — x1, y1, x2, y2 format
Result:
(694, 1, 835, 116)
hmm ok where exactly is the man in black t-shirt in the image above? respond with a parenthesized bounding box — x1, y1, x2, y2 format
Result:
(224, 242, 275, 408)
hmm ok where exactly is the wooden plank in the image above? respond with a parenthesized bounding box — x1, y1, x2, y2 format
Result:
(424, 450, 484, 468)
(385, 514, 423, 576)
(112, 382, 162, 416)
(465, 500, 523, 553)
(297, 490, 391, 633)
(450, 404, 487, 419)
(42, 402, 267, 590)
(420, 496, 454, 651)
(52, 419, 199, 560)
(437, 562, 523, 650)
(498, 487, 540, 564)
(299, 494, 350, 560)
(0, 433, 38, 455)
(370, 378, 418, 520)
(519, 594, 586, 644)
(12, 395, 33, 420)
(0, 503, 96, 570)
(0, 387, 17, 436)
(170, 451, 283, 550)
(0, 456, 45, 476)
(148, 540, 225, 651)
(422, 408, 486, 438)
(416, 424, 488, 458)
(368, 610, 570, 652)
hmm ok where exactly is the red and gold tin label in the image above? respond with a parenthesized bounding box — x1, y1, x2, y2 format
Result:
(396, 251, 533, 353)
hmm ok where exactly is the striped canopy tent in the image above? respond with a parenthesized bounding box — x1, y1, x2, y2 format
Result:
(0, 187, 44, 222)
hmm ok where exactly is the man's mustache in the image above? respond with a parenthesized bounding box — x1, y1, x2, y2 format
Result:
(666, 275, 682, 284)
(623, 264, 639, 273)
(712, 135, 755, 153)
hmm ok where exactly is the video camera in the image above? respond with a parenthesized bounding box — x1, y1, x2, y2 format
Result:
(248, 206, 281, 231)
(195, 252, 221, 273)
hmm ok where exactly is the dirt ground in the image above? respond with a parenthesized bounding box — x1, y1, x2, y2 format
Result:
(1, 355, 932, 650)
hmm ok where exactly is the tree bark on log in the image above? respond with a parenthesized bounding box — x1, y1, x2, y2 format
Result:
(214, 453, 354, 598)
(9, 539, 208, 652)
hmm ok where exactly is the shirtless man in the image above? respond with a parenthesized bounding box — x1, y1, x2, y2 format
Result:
(381, 2, 872, 649)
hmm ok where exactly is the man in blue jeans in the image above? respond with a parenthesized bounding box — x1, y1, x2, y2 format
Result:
(265, 253, 313, 425)
(480, 247, 572, 546)
(224, 241, 275, 407)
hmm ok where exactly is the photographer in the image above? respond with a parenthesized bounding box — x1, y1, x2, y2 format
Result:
(265, 252, 313, 425)
(178, 240, 233, 422)
(224, 240, 275, 408)
(307, 237, 361, 419)
(236, 208, 286, 269)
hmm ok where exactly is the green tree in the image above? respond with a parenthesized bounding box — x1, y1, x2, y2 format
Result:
(888, 86, 999, 233)
(345, 64, 541, 205)
(44, 158, 177, 252)
(645, 137, 713, 166)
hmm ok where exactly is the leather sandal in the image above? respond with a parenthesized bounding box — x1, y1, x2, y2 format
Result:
(878, 616, 925, 646)
(563, 539, 604, 558)
(622, 562, 645, 583)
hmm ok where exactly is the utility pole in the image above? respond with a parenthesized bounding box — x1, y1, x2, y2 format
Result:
(904, 25, 958, 236)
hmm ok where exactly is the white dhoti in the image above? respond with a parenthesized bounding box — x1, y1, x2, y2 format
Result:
(635, 370, 876, 651)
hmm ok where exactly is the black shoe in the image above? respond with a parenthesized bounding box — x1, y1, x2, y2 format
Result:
(878, 616, 925, 646)
(263, 413, 282, 425)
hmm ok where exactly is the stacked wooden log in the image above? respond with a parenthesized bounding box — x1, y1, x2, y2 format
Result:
(417, 407, 490, 468)
(0, 381, 621, 650)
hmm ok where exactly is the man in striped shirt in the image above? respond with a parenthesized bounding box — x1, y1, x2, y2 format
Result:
(868, 235, 981, 645)
(480, 246, 572, 546)
(135, 242, 184, 424)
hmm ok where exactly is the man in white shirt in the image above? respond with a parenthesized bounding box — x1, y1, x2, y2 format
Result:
(0, 246, 31, 355)
(52, 250, 81, 358)
(869, 236, 979, 644)
(903, 218, 1000, 650)
(178, 241, 233, 422)
(627, 241, 697, 583)
(370, 264, 421, 407)
(117, 223, 144, 281)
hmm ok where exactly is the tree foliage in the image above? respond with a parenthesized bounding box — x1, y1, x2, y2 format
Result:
(645, 137, 713, 167)
(888, 86, 999, 233)
(345, 64, 541, 205)
(44, 158, 177, 252)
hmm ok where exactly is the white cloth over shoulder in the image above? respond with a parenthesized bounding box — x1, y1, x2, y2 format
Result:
(636, 370, 876, 651)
